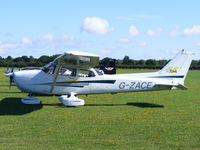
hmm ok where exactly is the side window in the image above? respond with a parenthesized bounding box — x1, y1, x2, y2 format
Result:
(59, 67, 77, 77)
(79, 69, 96, 77)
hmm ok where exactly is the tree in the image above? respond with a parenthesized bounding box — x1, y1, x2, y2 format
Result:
(38, 56, 51, 64)
(146, 59, 156, 66)
(100, 57, 111, 65)
(136, 60, 145, 66)
(21, 56, 30, 62)
(122, 56, 131, 65)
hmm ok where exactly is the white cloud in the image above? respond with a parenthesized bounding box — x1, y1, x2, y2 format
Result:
(99, 49, 112, 54)
(117, 38, 132, 43)
(196, 43, 200, 47)
(183, 25, 200, 36)
(116, 16, 135, 21)
(45, 44, 56, 49)
(138, 42, 147, 47)
(147, 28, 162, 36)
(116, 14, 160, 21)
(0, 34, 76, 56)
(169, 25, 180, 37)
(41, 34, 54, 41)
(147, 29, 155, 36)
(22, 37, 32, 45)
(169, 25, 200, 37)
(129, 25, 139, 36)
(0, 41, 19, 54)
(81, 17, 114, 34)
(57, 35, 74, 41)
(40, 34, 74, 43)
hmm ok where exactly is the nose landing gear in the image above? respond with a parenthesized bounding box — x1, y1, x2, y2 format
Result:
(58, 92, 85, 107)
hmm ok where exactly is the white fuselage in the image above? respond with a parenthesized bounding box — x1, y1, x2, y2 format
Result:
(13, 69, 173, 95)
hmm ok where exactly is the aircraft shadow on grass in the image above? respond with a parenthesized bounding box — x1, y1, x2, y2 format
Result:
(85, 102, 164, 108)
(0, 98, 164, 115)
(0, 97, 43, 115)
(0, 92, 22, 94)
(41, 102, 164, 108)
(41, 103, 67, 108)
(126, 102, 164, 108)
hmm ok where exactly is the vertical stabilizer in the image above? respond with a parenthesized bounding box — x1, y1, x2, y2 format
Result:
(158, 49, 194, 84)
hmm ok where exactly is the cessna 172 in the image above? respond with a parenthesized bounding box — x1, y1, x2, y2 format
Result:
(7, 49, 194, 106)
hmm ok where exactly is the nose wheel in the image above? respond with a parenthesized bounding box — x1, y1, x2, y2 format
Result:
(58, 92, 85, 107)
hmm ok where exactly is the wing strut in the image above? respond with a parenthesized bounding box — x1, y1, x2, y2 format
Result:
(50, 60, 62, 94)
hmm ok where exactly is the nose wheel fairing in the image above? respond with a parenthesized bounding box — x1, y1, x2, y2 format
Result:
(21, 97, 41, 105)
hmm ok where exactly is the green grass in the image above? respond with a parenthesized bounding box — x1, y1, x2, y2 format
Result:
(0, 68, 200, 150)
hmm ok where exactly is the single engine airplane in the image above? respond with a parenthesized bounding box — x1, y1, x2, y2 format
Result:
(7, 49, 194, 106)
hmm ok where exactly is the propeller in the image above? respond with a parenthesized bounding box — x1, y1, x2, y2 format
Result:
(8, 63, 16, 89)
(6, 65, 9, 71)
(11, 63, 14, 72)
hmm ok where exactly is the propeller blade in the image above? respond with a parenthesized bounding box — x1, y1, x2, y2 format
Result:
(11, 63, 14, 72)
(9, 76, 13, 89)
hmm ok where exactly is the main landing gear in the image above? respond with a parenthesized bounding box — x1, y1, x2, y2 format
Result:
(21, 92, 84, 107)
(58, 92, 85, 107)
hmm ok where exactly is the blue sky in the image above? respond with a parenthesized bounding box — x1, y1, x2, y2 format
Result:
(0, 0, 200, 60)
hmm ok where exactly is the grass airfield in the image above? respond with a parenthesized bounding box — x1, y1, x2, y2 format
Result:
(0, 68, 200, 150)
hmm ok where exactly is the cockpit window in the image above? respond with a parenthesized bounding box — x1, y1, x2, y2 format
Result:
(79, 69, 95, 77)
(42, 63, 103, 78)
(78, 69, 103, 77)
(59, 67, 77, 77)
(42, 62, 56, 74)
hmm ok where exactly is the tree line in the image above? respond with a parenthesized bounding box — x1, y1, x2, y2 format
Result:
(100, 56, 200, 70)
(1, 55, 200, 70)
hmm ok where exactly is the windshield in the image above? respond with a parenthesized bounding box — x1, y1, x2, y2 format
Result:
(42, 62, 56, 74)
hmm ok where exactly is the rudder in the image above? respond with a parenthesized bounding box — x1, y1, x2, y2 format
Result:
(158, 49, 194, 84)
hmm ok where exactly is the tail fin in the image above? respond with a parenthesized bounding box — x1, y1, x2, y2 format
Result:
(158, 49, 194, 85)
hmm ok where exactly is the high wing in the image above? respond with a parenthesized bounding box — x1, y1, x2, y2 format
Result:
(49, 51, 99, 93)
(60, 51, 99, 69)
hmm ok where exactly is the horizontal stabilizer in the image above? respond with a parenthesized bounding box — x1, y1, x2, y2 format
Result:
(175, 84, 188, 90)
(156, 83, 188, 90)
